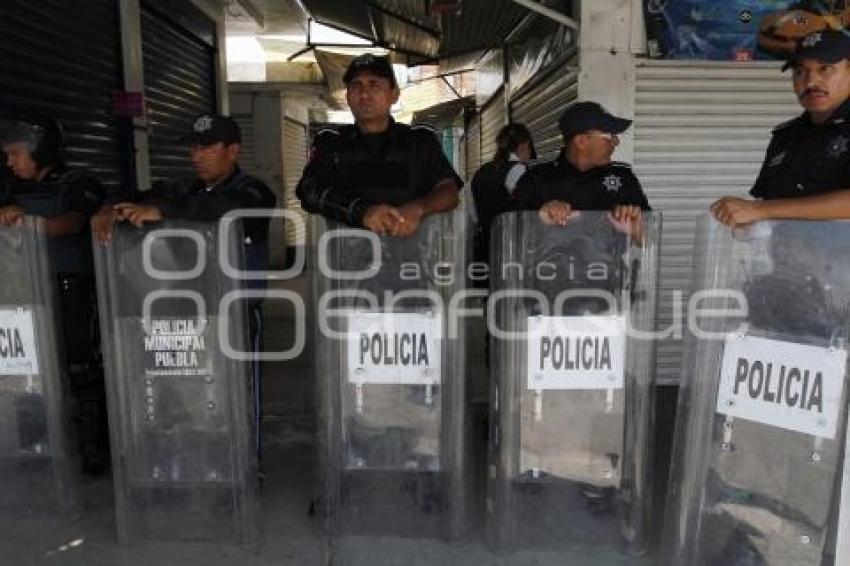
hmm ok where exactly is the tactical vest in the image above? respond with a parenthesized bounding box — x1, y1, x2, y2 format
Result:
(4, 169, 94, 275)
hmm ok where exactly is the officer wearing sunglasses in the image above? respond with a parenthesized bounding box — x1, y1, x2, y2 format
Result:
(513, 101, 650, 226)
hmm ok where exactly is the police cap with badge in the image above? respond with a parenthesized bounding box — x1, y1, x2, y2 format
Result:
(182, 113, 241, 146)
(558, 101, 632, 141)
(751, 29, 850, 200)
(782, 28, 850, 71)
(342, 53, 398, 88)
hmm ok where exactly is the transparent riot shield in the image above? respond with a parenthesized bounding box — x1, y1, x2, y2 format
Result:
(0, 218, 78, 516)
(663, 215, 850, 566)
(488, 210, 660, 557)
(313, 211, 469, 564)
(94, 220, 257, 544)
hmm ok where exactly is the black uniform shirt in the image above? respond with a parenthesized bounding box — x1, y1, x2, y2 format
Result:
(0, 164, 104, 219)
(145, 165, 276, 246)
(512, 153, 651, 211)
(0, 165, 104, 274)
(752, 98, 850, 199)
(296, 118, 462, 227)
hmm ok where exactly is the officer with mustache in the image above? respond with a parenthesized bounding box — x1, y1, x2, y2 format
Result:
(712, 29, 850, 225)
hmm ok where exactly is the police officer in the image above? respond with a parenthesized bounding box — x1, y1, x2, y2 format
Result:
(0, 111, 108, 473)
(94, 113, 276, 258)
(296, 54, 462, 237)
(470, 122, 535, 269)
(513, 101, 650, 228)
(712, 29, 850, 226)
(92, 113, 276, 457)
(704, 30, 850, 565)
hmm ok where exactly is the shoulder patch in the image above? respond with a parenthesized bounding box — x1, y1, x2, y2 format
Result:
(315, 128, 340, 138)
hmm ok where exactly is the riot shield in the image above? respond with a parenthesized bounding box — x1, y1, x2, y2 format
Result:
(93, 220, 257, 544)
(663, 215, 850, 566)
(0, 218, 78, 516)
(487, 210, 660, 556)
(312, 211, 469, 564)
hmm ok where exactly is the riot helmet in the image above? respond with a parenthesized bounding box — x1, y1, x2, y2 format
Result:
(0, 111, 64, 169)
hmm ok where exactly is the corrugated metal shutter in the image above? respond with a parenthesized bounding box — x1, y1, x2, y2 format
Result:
(0, 0, 128, 195)
(510, 65, 578, 161)
(466, 113, 482, 181)
(142, 2, 216, 184)
(282, 117, 309, 248)
(481, 89, 507, 163)
(232, 115, 258, 177)
(633, 60, 799, 385)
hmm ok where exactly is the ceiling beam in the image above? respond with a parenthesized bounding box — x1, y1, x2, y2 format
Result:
(511, 0, 578, 31)
(365, 1, 442, 40)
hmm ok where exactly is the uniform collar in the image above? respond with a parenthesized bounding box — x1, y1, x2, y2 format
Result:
(827, 97, 850, 124)
(555, 150, 609, 175)
(802, 97, 850, 127)
(40, 164, 68, 182)
(354, 116, 398, 137)
(200, 165, 241, 192)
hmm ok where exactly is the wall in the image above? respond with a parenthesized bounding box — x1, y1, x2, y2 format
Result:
(577, 0, 639, 163)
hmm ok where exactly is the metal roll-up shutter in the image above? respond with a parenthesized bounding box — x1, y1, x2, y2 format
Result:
(510, 64, 578, 161)
(633, 60, 799, 385)
(142, 2, 216, 183)
(232, 115, 258, 175)
(0, 0, 128, 194)
(282, 117, 309, 248)
(481, 89, 507, 163)
(466, 113, 482, 181)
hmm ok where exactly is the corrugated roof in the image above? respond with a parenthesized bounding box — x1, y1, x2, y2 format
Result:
(303, 0, 540, 62)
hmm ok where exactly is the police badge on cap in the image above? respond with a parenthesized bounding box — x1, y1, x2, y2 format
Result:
(782, 29, 850, 71)
(343, 54, 398, 87)
(181, 113, 241, 146)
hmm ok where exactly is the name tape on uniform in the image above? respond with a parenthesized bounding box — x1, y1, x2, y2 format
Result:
(526, 315, 625, 390)
(347, 312, 442, 386)
(0, 308, 40, 376)
(716, 334, 846, 439)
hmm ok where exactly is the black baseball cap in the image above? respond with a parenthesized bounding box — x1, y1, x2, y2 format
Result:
(343, 54, 397, 87)
(181, 113, 241, 146)
(782, 29, 850, 71)
(558, 101, 632, 140)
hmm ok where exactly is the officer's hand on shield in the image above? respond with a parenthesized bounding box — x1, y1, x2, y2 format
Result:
(363, 203, 403, 236)
(113, 202, 163, 227)
(608, 205, 644, 244)
(710, 197, 764, 228)
(0, 205, 24, 227)
(392, 202, 425, 238)
(91, 205, 120, 245)
(539, 200, 576, 226)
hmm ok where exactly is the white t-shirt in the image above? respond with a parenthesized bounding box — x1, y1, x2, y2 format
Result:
(504, 152, 527, 194)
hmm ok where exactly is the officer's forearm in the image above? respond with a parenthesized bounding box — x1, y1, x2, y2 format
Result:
(297, 178, 373, 227)
(414, 180, 459, 217)
(757, 190, 850, 220)
(44, 212, 87, 237)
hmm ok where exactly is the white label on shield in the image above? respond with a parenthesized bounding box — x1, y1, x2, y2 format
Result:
(526, 315, 625, 390)
(716, 334, 846, 439)
(0, 308, 40, 375)
(347, 312, 442, 385)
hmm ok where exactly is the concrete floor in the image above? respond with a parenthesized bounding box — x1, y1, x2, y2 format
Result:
(1, 275, 675, 565)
